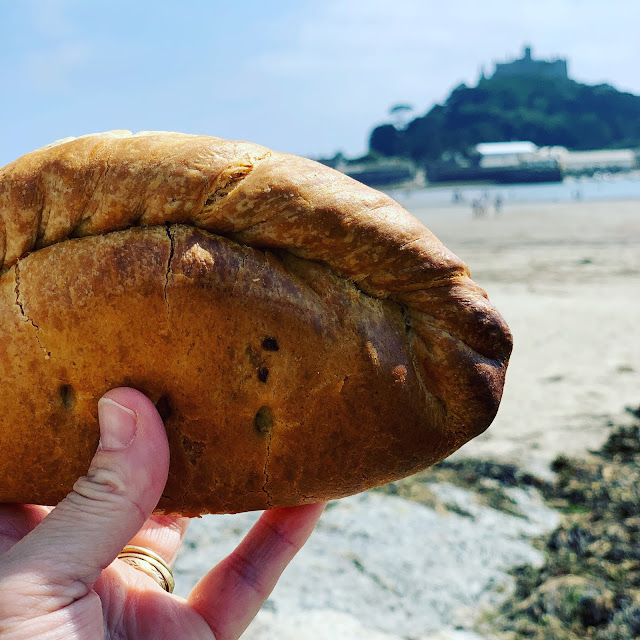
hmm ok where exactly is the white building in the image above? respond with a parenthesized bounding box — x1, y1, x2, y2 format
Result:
(559, 149, 637, 174)
(476, 141, 542, 168)
(475, 142, 637, 174)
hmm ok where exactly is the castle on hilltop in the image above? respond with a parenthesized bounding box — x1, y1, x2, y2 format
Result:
(488, 46, 569, 81)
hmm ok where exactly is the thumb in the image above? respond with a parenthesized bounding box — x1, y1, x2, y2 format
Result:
(0, 388, 170, 603)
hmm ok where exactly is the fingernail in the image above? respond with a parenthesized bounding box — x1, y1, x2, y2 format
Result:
(98, 398, 138, 450)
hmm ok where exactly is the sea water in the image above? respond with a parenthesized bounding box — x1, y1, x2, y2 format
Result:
(386, 173, 640, 207)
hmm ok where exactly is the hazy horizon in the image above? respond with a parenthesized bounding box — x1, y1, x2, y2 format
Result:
(1, 0, 639, 166)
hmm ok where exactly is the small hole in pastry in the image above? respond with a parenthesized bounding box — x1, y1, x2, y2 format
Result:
(254, 406, 274, 434)
(155, 395, 173, 421)
(261, 337, 279, 351)
(59, 385, 75, 409)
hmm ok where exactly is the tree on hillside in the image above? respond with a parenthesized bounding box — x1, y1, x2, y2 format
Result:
(369, 124, 400, 157)
(389, 104, 414, 128)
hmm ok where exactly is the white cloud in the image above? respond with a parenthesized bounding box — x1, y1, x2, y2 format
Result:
(19, 0, 92, 92)
(25, 0, 77, 39)
(23, 42, 92, 92)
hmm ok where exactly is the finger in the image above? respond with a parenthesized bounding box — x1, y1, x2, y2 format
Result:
(189, 502, 326, 640)
(0, 388, 170, 607)
(127, 514, 190, 567)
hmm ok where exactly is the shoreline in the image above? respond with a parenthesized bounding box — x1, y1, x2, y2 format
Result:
(384, 175, 640, 208)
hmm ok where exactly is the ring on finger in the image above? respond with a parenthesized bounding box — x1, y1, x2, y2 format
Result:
(117, 545, 175, 593)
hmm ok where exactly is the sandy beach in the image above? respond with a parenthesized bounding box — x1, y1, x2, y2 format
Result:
(175, 196, 640, 639)
(397, 197, 640, 473)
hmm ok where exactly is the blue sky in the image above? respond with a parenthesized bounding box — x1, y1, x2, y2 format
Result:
(1, 0, 639, 166)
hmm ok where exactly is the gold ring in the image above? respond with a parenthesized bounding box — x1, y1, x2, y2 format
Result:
(117, 545, 175, 593)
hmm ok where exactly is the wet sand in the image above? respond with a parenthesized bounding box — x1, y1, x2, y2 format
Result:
(394, 196, 640, 473)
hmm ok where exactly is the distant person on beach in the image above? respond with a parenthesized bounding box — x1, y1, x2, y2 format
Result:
(494, 194, 503, 215)
(472, 198, 486, 218)
(0, 388, 326, 640)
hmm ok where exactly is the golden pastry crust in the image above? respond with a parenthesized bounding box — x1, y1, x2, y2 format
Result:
(0, 131, 512, 515)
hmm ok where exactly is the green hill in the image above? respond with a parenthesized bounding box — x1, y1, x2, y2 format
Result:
(370, 75, 640, 162)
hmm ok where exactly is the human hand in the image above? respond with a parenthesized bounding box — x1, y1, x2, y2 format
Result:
(0, 387, 326, 639)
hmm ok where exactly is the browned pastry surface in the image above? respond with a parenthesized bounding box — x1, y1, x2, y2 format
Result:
(0, 131, 512, 515)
